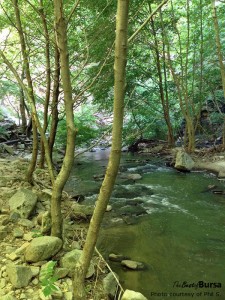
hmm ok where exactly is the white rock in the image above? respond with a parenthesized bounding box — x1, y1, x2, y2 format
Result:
(121, 289, 148, 300)
(64, 292, 73, 300)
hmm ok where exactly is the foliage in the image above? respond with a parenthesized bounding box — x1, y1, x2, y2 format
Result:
(0, 0, 225, 146)
(40, 261, 59, 297)
(31, 229, 43, 238)
(55, 106, 99, 147)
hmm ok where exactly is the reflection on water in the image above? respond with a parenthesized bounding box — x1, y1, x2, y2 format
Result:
(70, 150, 225, 299)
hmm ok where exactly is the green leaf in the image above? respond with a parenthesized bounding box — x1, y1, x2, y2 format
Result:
(43, 286, 52, 297)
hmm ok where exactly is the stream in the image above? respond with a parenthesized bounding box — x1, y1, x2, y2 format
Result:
(65, 149, 225, 299)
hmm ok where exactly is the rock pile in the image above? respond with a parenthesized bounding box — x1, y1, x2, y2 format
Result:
(0, 157, 114, 299)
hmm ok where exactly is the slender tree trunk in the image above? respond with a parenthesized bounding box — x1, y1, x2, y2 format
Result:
(19, 66, 27, 133)
(13, 0, 55, 184)
(49, 46, 60, 162)
(161, 4, 195, 152)
(150, 5, 174, 147)
(73, 1, 129, 299)
(211, 0, 225, 147)
(39, 0, 51, 168)
(52, 0, 77, 238)
(13, 0, 38, 184)
(162, 34, 174, 146)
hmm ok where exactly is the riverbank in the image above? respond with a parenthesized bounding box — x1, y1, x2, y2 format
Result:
(0, 155, 116, 300)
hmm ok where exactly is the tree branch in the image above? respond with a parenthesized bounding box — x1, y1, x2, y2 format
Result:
(128, 0, 169, 43)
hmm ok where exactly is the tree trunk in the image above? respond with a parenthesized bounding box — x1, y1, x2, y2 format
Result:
(49, 46, 60, 162)
(73, 0, 129, 299)
(52, 0, 77, 238)
(19, 66, 27, 133)
(150, 5, 174, 147)
(160, 5, 195, 152)
(39, 0, 51, 168)
(13, 0, 38, 184)
(211, 0, 225, 147)
(13, 0, 55, 184)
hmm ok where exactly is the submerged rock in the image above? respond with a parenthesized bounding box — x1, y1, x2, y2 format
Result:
(113, 185, 153, 199)
(121, 260, 145, 270)
(109, 253, 130, 262)
(120, 173, 142, 181)
(119, 205, 147, 217)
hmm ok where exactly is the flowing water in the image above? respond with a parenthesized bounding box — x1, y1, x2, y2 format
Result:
(66, 150, 225, 299)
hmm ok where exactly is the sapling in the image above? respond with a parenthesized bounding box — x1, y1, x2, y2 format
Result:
(40, 260, 59, 297)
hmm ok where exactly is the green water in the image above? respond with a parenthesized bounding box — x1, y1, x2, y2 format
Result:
(68, 151, 225, 299)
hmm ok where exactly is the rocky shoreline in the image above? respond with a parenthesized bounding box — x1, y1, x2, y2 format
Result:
(0, 153, 150, 300)
(0, 156, 115, 300)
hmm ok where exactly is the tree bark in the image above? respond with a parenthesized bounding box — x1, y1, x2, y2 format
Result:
(150, 4, 174, 147)
(39, 0, 51, 168)
(13, 0, 38, 184)
(211, 0, 225, 147)
(19, 66, 27, 133)
(49, 46, 60, 162)
(52, 0, 77, 238)
(73, 0, 129, 299)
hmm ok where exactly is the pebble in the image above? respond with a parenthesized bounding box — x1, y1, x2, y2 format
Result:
(106, 205, 112, 212)
(23, 233, 33, 241)
(6, 252, 19, 261)
(30, 266, 40, 277)
(13, 228, 24, 238)
(32, 278, 39, 285)
(0, 278, 6, 288)
(18, 219, 34, 228)
(15, 242, 30, 254)
(66, 278, 73, 286)
(64, 291, 73, 300)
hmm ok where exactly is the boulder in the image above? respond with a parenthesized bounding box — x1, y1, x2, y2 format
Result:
(25, 236, 62, 262)
(6, 264, 33, 288)
(2, 144, 14, 155)
(60, 249, 95, 278)
(103, 272, 119, 299)
(121, 260, 145, 270)
(121, 289, 147, 300)
(175, 149, 195, 171)
(9, 188, 38, 218)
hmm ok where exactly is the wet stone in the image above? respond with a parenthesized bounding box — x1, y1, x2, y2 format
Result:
(121, 260, 145, 270)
